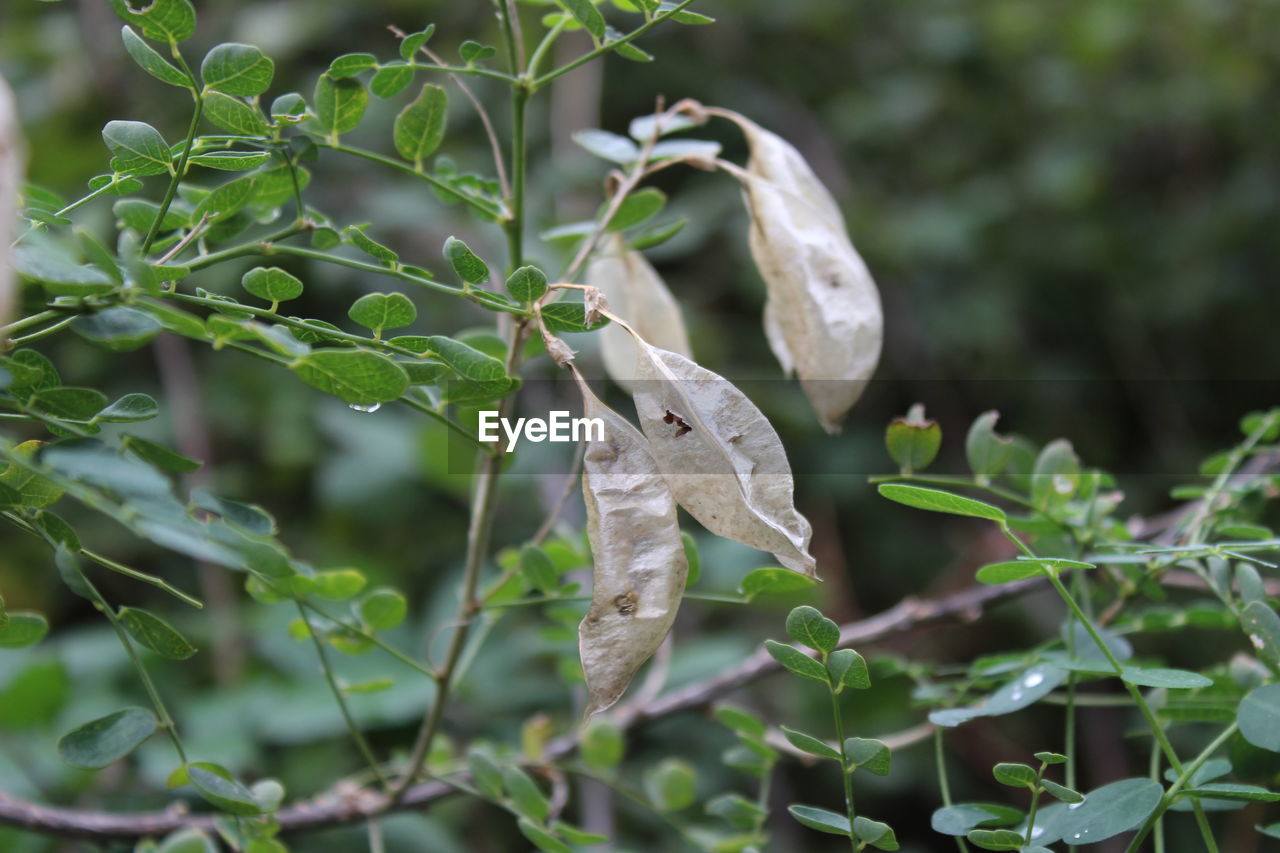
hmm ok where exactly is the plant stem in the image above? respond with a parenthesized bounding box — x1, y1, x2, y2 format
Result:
(531, 0, 700, 90)
(506, 87, 529, 273)
(143, 95, 203, 254)
(294, 600, 389, 791)
(828, 685, 858, 853)
(315, 141, 504, 220)
(934, 729, 970, 853)
(81, 547, 202, 608)
(1123, 723, 1238, 853)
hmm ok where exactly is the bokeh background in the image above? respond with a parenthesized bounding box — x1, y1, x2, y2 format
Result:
(2, 0, 1278, 850)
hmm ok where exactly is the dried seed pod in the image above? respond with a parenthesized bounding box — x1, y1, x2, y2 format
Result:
(0, 75, 23, 334)
(619, 322, 817, 577)
(722, 109, 883, 435)
(574, 368, 688, 717)
(586, 234, 691, 392)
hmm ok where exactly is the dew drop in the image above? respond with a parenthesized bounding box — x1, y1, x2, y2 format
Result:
(1030, 826, 1044, 839)
(1073, 833, 1083, 840)
(1023, 672, 1045, 688)
(348, 403, 382, 413)
(1010, 688, 1024, 702)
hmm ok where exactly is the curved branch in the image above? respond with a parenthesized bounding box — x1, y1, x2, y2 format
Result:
(0, 577, 1040, 841)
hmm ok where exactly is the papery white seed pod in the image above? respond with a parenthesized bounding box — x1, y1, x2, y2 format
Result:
(618, 322, 817, 577)
(574, 367, 689, 717)
(722, 110, 883, 435)
(586, 233, 691, 392)
(0, 75, 23, 335)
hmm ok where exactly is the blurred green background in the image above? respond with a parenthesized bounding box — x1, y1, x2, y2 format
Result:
(2, 0, 1278, 850)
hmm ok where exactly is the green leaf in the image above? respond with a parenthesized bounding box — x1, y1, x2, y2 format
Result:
(427, 336, 514, 399)
(853, 817, 899, 851)
(1238, 683, 1280, 752)
(605, 187, 666, 231)
(187, 151, 271, 171)
(1035, 751, 1068, 765)
(108, 0, 195, 43)
(884, 405, 941, 473)
(443, 236, 489, 284)
(394, 84, 448, 167)
(399, 25, 436, 59)
(0, 611, 49, 648)
(502, 766, 550, 822)
(705, 793, 766, 830)
(313, 74, 368, 139)
(611, 39, 654, 63)
(521, 545, 559, 594)
(202, 91, 271, 136)
(505, 265, 548, 303)
(291, 349, 409, 406)
(155, 828, 217, 853)
(975, 560, 1047, 585)
(966, 410, 1014, 479)
(992, 762, 1038, 788)
(311, 569, 367, 600)
(193, 174, 256, 221)
(827, 648, 870, 689)
(629, 217, 687, 251)
(1182, 783, 1280, 803)
(931, 803, 1024, 836)
(845, 738, 891, 776)
(780, 726, 841, 760)
(877, 484, 1007, 522)
(370, 63, 414, 98)
(122, 435, 201, 473)
(517, 819, 570, 853)
(561, 0, 606, 39)
(28, 387, 109, 422)
(458, 41, 497, 64)
(581, 719, 625, 772)
(1032, 777, 1161, 846)
(739, 566, 816, 600)
(242, 267, 303, 303)
(1242, 601, 1280, 668)
(764, 639, 828, 683)
(56, 707, 157, 769)
(113, 198, 186, 233)
(539, 302, 610, 333)
(13, 247, 114, 296)
(119, 607, 197, 659)
(1, 441, 65, 508)
(787, 804, 850, 836)
(713, 705, 766, 739)
(1119, 666, 1213, 689)
(343, 225, 399, 267)
(121, 25, 189, 87)
(930, 663, 1067, 728)
(785, 605, 839, 652)
(70, 307, 164, 351)
(94, 391, 160, 422)
(358, 588, 407, 631)
(201, 43, 274, 95)
(468, 751, 504, 800)
(102, 120, 171, 176)
(966, 828, 1024, 850)
(645, 758, 697, 812)
(348, 292, 417, 333)
(1031, 439, 1080, 507)
(187, 764, 263, 816)
(328, 53, 377, 79)
(573, 129, 640, 163)
(1040, 779, 1084, 803)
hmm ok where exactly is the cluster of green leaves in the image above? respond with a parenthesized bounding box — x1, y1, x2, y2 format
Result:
(874, 406, 1280, 850)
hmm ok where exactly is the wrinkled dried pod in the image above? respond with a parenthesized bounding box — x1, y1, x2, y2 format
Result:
(622, 326, 817, 577)
(586, 234, 691, 391)
(0, 75, 23, 333)
(574, 368, 688, 717)
(722, 109, 883, 435)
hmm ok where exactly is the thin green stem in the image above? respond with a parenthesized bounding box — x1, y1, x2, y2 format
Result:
(81, 548, 203, 609)
(531, 0, 700, 89)
(1, 309, 64, 338)
(405, 61, 516, 83)
(294, 600, 389, 791)
(316, 141, 504, 220)
(143, 95, 204, 253)
(4, 316, 77, 347)
(828, 684, 858, 853)
(526, 19, 568, 80)
(1123, 723, 1238, 853)
(506, 87, 529, 273)
(1183, 413, 1278, 545)
(288, 596, 437, 681)
(934, 729, 970, 853)
(1024, 773, 1043, 847)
